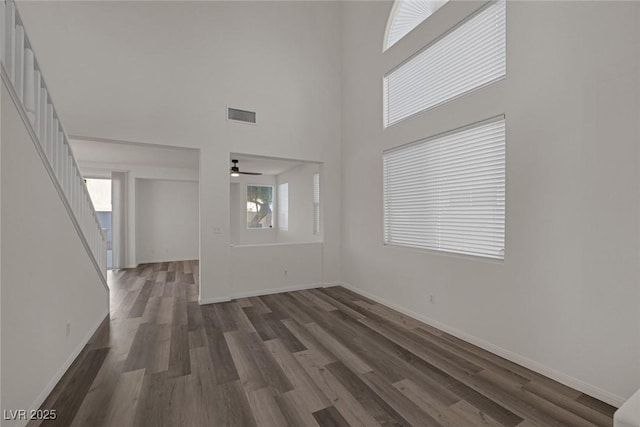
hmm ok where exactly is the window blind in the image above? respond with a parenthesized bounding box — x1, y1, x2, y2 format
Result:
(383, 117, 505, 259)
(383, 0, 506, 127)
(313, 173, 320, 235)
(278, 183, 289, 230)
(385, 0, 449, 51)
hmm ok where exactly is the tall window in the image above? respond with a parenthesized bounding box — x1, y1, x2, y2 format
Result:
(247, 185, 273, 229)
(313, 173, 320, 235)
(384, 0, 449, 51)
(383, 0, 506, 127)
(278, 183, 289, 230)
(383, 117, 505, 259)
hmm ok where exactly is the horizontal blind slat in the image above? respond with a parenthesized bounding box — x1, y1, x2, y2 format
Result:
(384, 0, 506, 127)
(383, 117, 505, 259)
(386, 0, 450, 50)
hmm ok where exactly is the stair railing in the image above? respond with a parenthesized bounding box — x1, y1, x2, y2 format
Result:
(1, 0, 108, 286)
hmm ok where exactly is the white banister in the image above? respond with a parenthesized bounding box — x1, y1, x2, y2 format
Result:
(5, 2, 13, 81)
(13, 24, 21, 99)
(23, 46, 33, 112)
(38, 87, 46, 141)
(52, 118, 58, 171)
(66, 150, 71, 198)
(54, 131, 61, 178)
(32, 69, 40, 126)
(55, 131, 60, 175)
(46, 104, 53, 159)
(63, 145, 69, 196)
(0, 0, 108, 286)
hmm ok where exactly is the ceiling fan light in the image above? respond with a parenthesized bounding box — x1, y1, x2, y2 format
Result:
(230, 171, 240, 177)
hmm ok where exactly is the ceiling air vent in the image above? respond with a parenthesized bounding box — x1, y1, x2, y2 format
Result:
(227, 107, 256, 124)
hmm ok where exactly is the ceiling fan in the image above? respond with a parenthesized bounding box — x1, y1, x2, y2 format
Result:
(230, 159, 262, 177)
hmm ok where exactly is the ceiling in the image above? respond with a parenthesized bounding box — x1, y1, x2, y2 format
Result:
(14, 1, 340, 148)
(71, 138, 199, 170)
(231, 154, 310, 176)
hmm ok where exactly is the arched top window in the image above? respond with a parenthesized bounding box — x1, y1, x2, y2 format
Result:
(384, 0, 449, 51)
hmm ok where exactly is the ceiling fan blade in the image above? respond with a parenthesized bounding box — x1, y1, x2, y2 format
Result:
(229, 160, 262, 175)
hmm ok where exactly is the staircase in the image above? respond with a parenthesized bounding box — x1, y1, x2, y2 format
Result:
(1, 0, 108, 286)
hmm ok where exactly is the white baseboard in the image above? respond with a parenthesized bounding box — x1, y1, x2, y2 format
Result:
(321, 281, 340, 288)
(23, 310, 110, 427)
(198, 282, 337, 305)
(339, 281, 626, 408)
(199, 296, 232, 305)
(136, 257, 199, 266)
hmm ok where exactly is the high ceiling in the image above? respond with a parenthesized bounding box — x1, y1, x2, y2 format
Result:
(15, 1, 340, 149)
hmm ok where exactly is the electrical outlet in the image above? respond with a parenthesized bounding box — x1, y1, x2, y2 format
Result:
(429, 295, 435, 304)
(66, 322, 71, 337)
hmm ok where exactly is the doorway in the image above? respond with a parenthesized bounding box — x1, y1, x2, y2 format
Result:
(85, 178, 113, 269)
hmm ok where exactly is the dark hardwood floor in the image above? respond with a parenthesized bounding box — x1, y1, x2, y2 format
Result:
(29, 261, 616, 426)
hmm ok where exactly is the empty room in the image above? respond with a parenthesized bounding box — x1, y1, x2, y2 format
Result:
(1, 0, 639, 426)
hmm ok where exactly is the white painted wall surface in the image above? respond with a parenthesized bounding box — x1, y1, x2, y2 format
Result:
(276, 163, 321, 244)
(17, 1, 343, 303)
(135, 179, 199, 264)
(341, 1, 640, 405)
(230, 165, 322, 246)
(0, 83, 109, 427)
(79, 161, 198, 268)
(215, 242, 323, 303)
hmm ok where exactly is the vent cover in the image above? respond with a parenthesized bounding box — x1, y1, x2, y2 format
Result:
(227, 107, 256, 124)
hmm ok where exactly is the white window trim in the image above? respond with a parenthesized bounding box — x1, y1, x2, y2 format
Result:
(278, 182, 289, 231)
(383, 115, 506, 260)
(313, 173, 320, 235)
(383, 0, 449, 51)
(383, 0, 506, 127)
(246, 184, 274, 230)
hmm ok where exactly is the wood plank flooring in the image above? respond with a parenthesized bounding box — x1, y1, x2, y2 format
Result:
(29, 261, 616, 427)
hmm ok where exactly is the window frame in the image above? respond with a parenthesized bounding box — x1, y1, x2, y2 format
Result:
(313, 173, 320, 235)
(383, 0, 450, 51)
(246, 184, 274, 230)
(278, 182, 289, 231)
(382, 115, 506, 260)
(383, 0, 506, 128)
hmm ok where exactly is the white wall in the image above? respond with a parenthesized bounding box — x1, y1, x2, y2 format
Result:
(276, 163, 321, 244)
(8, 0, 639, 411)
(135, 179, 199, 264)
(1, 82, 109, 426)
(216, 242, 323, 303)
(341, 1, 640, 405)
(79, 161, 198, 268)
(17, 1, 343, 303)
(224, 165, 324, 299)
(229, 164, 321, 246)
